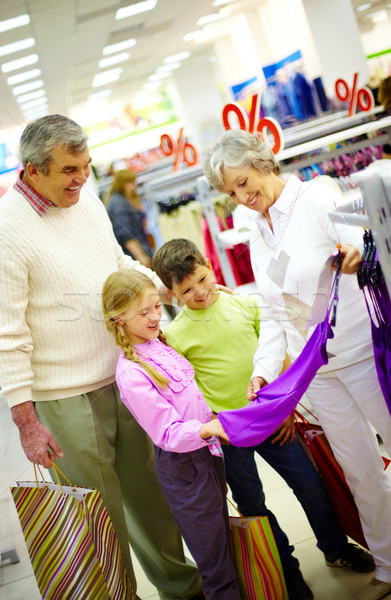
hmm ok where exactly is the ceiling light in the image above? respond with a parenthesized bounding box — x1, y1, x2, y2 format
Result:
(1, 54, 39, 73)
(16, 89, 46, 103)
(356, 3, 372, 11)
(23, 106, 48, 116)
(156, 62, 180, 72)
(7, 68, 41, 85)
(183, 31, 202, 42)
(196, 13, 223, 26)
(0, 14, 30, 33)
(116, 0, 157, 20)
(164, 52, 190, 63)
(12, 80, 43, 96)
(24, 112, 49, 123)
(370, 10, 388, 21)
(149, 72, 172, 81)
(142, 82, 161, 91)
(20, 97, 48, 110)
(0, 37, 35, 57)
(88, 90, 112, 101)
(103, 39, 137, 55)
(92, 68, 122, 87)
(99, 53, 130, 68)
(23, 106, 48, 118)
(213, 0, 235, 5)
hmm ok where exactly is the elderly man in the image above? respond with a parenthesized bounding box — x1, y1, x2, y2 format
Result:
(0, 114, 203, 600)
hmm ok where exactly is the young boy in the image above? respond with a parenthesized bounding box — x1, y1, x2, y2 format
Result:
(152, 238, 375, 600)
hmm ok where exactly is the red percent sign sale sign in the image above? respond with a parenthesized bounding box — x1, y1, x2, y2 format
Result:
(222, 93, 285, 155)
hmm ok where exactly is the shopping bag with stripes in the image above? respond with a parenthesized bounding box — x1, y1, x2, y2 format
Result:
(10, 463, 135, 600)
(228, 503, 288, 600)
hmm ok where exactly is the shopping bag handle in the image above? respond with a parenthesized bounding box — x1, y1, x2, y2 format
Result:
(50, 461, 73, 486)
(33, 461, 73, 496)
(227, 495, 244, 517)
(227, 496, 250, 527)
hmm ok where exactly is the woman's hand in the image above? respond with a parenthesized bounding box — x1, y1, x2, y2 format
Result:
(333, 244, 361, 274)
(200, 419, 230, 444)
(247, 376, 268, 401)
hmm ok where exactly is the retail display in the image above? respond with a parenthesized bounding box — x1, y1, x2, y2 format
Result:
(358, 230, 391, 415)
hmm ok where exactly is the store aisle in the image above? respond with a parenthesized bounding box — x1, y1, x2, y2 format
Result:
(0, 393, 388, 600)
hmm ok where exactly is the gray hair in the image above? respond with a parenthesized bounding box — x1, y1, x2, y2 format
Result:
(20, 114, 88, 174)
(202, 129, 281, 193)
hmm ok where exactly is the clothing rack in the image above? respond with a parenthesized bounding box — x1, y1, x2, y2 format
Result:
(142, 168, 237, 289)
(279, 116, 391, 173)
(329, 162, 391, 299)
(352, 165, 391, 299)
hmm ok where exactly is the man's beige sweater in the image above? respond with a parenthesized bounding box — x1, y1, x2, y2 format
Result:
(0, 184, 160, 408)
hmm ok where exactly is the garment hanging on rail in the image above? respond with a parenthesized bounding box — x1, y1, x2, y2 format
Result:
(358, 229, 391, 415)
(157, 200, 204, 251)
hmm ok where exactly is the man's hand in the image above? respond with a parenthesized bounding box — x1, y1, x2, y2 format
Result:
(11, 401, 63, 468)
(271, 414, 295, 446)
(200, 419, 230, 444)
(247, 376, 268, 401)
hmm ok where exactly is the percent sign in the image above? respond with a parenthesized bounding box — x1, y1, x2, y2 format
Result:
(222, 93, 285, 154)
(335, 72, 375, 117)
(160, 128, 198, 171)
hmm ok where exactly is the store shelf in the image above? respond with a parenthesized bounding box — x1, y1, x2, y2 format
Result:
(279, 116, 391, 172)
(283, 106, 383, 147)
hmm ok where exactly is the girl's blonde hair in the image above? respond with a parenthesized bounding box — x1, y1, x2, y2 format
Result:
(102, 269, 168, 387)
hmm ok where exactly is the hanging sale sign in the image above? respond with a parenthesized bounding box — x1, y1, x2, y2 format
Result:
(334, 72, 375, 117)
(160, 128, 198, 172)
(222, 93, 285, 155)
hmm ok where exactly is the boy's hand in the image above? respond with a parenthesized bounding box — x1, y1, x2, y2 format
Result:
(271, 414, 295, 446)
(200, 419, 230, 444)
(247, 376, 268, 401)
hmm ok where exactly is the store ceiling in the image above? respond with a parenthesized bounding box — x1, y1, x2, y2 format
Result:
(0, 0, 389, 132)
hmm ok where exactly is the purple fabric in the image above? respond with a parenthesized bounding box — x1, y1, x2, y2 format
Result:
(217, 279, 337, 447)
(363, 281, 391, 415)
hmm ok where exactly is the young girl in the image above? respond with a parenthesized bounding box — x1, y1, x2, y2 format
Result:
(102, 269, 241, 600)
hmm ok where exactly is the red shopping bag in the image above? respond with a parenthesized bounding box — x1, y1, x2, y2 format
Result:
(294, 409, 369, 549)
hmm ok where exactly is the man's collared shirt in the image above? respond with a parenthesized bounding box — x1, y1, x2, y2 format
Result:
(14, 171, 54, 216)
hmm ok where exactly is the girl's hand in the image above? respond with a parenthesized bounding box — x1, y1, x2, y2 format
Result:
(200, 419, 230, 444)
(247, 376, 268, 401)
(333, 244, 361, 274)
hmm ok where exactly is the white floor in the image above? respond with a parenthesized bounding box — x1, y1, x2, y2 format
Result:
(1, 393, 390, 600)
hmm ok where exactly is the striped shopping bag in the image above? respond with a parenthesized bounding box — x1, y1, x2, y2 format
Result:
(228, 500, 288, 600)
(10, 463, 135, 600)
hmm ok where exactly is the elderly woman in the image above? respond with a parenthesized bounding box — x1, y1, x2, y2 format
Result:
(203, 129, 391, 600)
